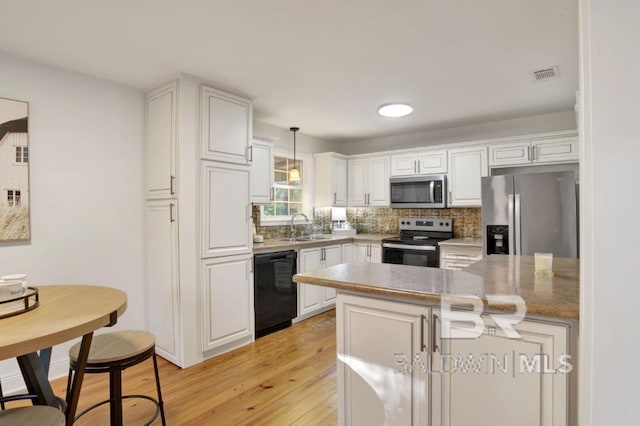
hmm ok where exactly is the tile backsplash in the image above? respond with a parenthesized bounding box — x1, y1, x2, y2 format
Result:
(253, 206, 482, 239)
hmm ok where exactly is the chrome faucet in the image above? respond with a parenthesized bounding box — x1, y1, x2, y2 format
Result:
(290, 213, 309, 239)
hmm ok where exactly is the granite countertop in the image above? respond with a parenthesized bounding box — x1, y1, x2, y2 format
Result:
(439, 237, 483, 248)
(253, 234, 393, 254)
(293, 255, 579, 320)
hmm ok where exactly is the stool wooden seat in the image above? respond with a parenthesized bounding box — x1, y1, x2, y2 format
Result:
(0, 406, 65, 426)
(67, 331, 166, 426)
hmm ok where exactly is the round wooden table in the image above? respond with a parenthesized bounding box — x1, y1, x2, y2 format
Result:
(0, 285, 127, 425)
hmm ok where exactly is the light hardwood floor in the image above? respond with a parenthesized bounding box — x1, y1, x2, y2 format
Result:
(49, 309, 338, 425)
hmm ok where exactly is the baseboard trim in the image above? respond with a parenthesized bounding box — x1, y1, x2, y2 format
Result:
(1, 358, 70, 395)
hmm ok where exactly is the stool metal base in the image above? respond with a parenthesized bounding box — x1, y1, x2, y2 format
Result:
(67, 345, 166, 426)
(74, 395, 161, 426)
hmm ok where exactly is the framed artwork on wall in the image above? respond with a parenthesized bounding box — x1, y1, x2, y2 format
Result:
(0, 97, 30, 241)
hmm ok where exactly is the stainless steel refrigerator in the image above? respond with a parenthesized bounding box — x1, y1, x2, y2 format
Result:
(481, 171, 578, 257)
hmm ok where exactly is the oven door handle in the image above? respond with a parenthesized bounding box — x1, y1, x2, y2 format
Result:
(382, 243, 437, 251)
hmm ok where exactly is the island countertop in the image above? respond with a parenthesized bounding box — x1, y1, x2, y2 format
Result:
(292, 255, 579, 320)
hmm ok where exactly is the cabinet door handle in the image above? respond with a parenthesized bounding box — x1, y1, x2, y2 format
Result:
(270, 187, 274, 201)
(418, 160, 421, 174)
(170, 175, 175, 195)
(532, 145, 537, 161)
(366, 193, 370, 205)
(169, 203, 175, 222)
(432, 313, 440, 353)
(246, 145, 253, 163)
(333, 192, 337, 205)
(414, 160, 417, 174)
(449, 190, 452, 205)
(420, 314, 427, 352)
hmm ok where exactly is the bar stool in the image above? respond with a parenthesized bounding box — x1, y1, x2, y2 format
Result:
(67, 331, 166, 426)
(0, 406, 65, 425)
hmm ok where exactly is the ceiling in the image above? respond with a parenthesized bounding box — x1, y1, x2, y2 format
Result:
(0, 0, 578, 142)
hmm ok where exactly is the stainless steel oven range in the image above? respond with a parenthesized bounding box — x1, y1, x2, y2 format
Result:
(382, 218, 453, 267)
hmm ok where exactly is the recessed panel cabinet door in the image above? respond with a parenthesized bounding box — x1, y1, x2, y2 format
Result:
(250, 139, 273, 204)
(146, 200, 180, 365)
(146, 81, 177, 199)
(368, 156, 390, 206)
(200, 85, 252, 164)
(298, 248, 323, 317)
(348, 159, 368, 206)
(437, 313, 570, 426)
(202, 255, 253, 351)
(201, 161, 252, 258)
(321, 245, 342, 306)
(448, 146, 488, 207)
(338, 294, 429, 426)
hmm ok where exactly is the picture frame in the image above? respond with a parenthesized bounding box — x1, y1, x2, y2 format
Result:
(0, 96, 30, 242)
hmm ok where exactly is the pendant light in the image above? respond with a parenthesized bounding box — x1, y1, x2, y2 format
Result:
(289, 127, 301, 182)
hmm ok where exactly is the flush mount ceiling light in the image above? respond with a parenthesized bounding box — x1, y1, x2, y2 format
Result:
(289, 127, 300, 182)
(377, 103, 413, 118)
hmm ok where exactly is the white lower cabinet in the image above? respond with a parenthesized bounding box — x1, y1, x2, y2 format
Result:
(337, 294, 573, 426)
(434, 310, 570, 426)
(354, 242, 382, 263)
(297, 245, 342, 319)
(337, 294, 429, 426)
(145, 200, 180, 365)
(341, 243, 354, 263)
(439, 245, 483, 270)
(201, 255, 254, 355)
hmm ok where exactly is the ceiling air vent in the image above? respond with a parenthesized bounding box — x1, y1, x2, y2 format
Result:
(532, 66, 559, 81)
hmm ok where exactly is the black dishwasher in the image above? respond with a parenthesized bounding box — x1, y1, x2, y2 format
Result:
(254, 251, 298, 338)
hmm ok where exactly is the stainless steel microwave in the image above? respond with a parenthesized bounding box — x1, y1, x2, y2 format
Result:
(390, 174, 447, 208)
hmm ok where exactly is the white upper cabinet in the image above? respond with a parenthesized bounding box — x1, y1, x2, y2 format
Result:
(146, 81, 177, 199)
(200, 85, 252, 164)
(489, 131, 579, 167)
(532, 135, 579, 163)
(390, 153, 418, 176)
(249, 139, 274, 204)
(448, 146, 488, 207)
(391, 149, 447, 176)
(201, 161, 252, 258)
(348, 156, 390, 207)
(315, 153, 348, 207)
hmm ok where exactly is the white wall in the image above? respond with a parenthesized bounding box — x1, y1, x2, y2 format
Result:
(579, 0, 640, 424)
(254, 120, 340, 155)
(0, 52, 146, 390)
(339, 110, 577, 155)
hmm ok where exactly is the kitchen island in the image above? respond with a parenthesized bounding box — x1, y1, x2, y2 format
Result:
(293, 255, 579, 426)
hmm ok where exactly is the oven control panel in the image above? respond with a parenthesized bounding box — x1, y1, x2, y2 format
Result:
(399, 217, 452, 232)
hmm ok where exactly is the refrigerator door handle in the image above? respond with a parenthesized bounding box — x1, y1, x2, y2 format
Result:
(508, 194, 516, 255)
(514, 194, 522, 255)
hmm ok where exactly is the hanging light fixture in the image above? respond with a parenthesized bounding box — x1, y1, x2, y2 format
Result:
(289, 127, 301, 182)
